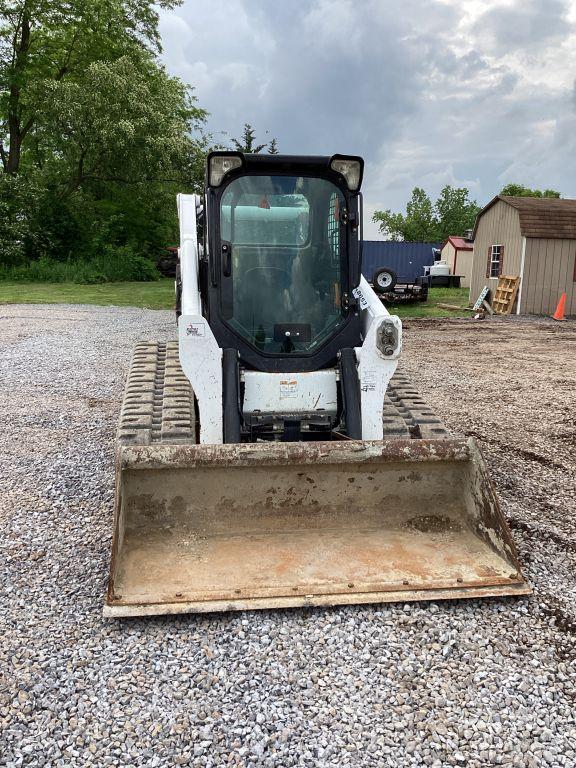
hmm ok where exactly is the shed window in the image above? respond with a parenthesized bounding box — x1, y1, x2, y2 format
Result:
(489, 244, 502, 278)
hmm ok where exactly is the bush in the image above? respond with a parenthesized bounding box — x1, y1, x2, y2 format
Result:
(87, 244, 160, 282)
(0, 175, 42, 267)
(0, 245, 160, 284)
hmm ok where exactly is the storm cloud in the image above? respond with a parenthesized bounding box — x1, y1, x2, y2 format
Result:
(159, 0, 576, 237)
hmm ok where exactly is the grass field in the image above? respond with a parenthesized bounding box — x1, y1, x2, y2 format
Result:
(0, 280, 471, 317)
(0, 279, 175, 310)
(388, 286, 470, 318)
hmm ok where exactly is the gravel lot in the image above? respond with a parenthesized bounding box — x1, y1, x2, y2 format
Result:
(1, 305, 575, 768)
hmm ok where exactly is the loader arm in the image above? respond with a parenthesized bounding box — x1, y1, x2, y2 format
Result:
(177, 193, 223, 444)
(353, 275, 402, 440)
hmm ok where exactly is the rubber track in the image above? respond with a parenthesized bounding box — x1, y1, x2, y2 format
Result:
(117, 341, 196, 445)
(383, 370, 451, 440)
(117, 344, 449, 445)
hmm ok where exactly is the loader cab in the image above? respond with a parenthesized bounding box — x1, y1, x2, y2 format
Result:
(201, 152, 364, 373)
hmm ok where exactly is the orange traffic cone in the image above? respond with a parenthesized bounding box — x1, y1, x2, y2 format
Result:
(552, 292, 566, 321)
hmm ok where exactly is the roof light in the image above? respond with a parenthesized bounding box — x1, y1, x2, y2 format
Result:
(209, 154, 243, 186)
(330, 156, 363, 191)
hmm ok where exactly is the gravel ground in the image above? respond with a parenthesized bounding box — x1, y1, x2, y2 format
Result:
(1, 305, 575, 768)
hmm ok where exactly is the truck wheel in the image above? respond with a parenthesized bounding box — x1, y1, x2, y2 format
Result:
(373, 267, 397, 293)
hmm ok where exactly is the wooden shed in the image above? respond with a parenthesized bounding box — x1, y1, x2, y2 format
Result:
(440, 236, 474, 288)
(470, 196, 576, 315)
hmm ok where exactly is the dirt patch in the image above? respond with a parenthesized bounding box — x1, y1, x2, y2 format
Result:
(401, 314, 576, 660)
(407, 514, 462, 534)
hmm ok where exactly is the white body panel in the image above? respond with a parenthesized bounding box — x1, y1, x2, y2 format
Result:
(243, 370, 338, 415)
(354, 276, 402, 441)
(178, 315, 222, 444)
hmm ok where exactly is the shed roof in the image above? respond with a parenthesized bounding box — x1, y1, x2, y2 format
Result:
(473, 195, 576, 240)
(443, 236, 473, 251)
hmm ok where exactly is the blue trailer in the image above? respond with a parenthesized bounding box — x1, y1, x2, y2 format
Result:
(361, 241, 440, 301)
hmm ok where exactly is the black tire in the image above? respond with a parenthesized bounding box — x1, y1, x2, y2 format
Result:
(373, 267, 397, 293)
(175, 264, 182, 323)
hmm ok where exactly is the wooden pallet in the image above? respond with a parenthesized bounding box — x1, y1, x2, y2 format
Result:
(492, 275, 520, 315)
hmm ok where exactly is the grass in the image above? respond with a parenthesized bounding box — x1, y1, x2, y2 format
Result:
(385, 287, 471, 318)
(0, 280, 470, 318)
(0, 278, 175, 310)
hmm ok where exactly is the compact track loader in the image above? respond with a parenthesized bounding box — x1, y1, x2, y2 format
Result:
(105, 152, 529, 616)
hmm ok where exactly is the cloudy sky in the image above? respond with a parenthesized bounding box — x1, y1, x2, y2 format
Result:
(159, 0, 576, 238)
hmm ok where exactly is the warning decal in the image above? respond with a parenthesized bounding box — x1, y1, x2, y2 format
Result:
(280, 380, 298, 398)
(361, 370, 376, 392)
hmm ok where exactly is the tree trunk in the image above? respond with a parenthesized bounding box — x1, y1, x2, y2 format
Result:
(5, 5, 32, 175)
(6, 119, 22, 174)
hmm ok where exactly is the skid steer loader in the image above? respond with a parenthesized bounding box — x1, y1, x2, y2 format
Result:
(105, 152, 529, 616)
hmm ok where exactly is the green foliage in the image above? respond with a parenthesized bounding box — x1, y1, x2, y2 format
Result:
(268, 138, 279, 154)
(37, 54, 205, 188)
(372, 188, 434, 241)
(500, 183, 561, 198)
(1, 0, 184, 173)
(0, 247, 159, 283)
(231, 123, 268, 154)
(434, 186, 481, 240)
(0, 172, 41, 265)
(0, 0, 210, 282)
(373, 186, 481, 242)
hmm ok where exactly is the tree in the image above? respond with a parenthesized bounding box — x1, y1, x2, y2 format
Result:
(0, 0, 182, 175)
(38, 54, 205, 193)
(373, 185, 480, 242)
(0, 0, 212, 275)
(268, 137, 279, 154)
(434, 186, 481, 240)
(373, 187, 437, 241)
(231, 123, 267, 153)
(29, 53, 206, 260)
(500, 183, 561, 198)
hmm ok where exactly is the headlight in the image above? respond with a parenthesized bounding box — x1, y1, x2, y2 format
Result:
(330, 156, 363, 191)
(376, 318, 399, 357)
(209, 154, 243, 186)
